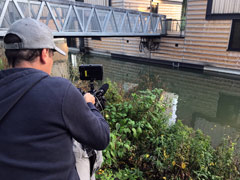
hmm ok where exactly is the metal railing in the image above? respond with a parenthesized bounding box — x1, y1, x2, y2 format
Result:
(164, 19, 185, 37)
(0, 0, 167, 37)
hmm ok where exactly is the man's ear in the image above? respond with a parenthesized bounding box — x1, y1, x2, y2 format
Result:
(40, 49, 49, 64)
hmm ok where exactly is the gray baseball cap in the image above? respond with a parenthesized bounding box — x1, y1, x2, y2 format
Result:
(4, 18, 66, 56)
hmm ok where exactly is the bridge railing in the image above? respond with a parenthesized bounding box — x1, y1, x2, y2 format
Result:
(0, 0, 167, 37)
(164, 19, 185, 37)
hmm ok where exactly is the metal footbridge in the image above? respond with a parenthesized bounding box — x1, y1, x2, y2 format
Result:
(0, 0, 167, 37)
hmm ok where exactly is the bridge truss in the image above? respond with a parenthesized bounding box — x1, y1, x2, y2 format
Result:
(0, 0, 166, 37)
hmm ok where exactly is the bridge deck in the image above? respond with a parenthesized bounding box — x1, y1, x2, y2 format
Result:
(0, 0, 166, 37)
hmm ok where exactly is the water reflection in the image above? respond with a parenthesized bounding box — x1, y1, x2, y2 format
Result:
(67, 53, 240, 148)
(193, 93, 240, 148)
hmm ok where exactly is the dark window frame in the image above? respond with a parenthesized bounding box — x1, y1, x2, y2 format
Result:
(228, 19, 240, 51)
(206, 0, 240, 20)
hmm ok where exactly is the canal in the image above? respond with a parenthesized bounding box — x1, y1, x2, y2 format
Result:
(68, 52, 240, 148)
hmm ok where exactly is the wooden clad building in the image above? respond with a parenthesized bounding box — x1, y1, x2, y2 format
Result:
(83, 0, 240, 75)
(84, 0, 109, 6)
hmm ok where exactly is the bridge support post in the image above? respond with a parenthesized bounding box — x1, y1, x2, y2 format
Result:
(79, 38, 85, 53)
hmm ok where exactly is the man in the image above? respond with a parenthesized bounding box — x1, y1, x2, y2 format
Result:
(0, 18, 110, 180)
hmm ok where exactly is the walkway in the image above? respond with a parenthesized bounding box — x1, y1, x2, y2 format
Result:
(0, 0, 167, 37)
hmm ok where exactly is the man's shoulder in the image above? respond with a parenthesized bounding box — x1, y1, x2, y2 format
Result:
(44, 76, 75, 90)
(47, 76, 71, 84)
(36, 76, 80, 101)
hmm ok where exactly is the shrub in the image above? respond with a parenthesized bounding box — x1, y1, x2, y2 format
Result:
(0, 58, 5, 70)
(96, 81, 240, 180)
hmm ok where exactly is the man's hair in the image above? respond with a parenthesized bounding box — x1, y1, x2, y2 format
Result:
(4, 34, 42, 67)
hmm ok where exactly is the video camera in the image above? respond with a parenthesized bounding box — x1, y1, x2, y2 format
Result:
(79, 64, 109, 111)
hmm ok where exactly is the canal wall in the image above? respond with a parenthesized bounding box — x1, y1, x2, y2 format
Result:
(0, 39, 69, 78)
(0, 41, 4, 57)
(83, 54, 240, 146)
(85, 0, 240, 75)
(51, 39, 70, 78)
(84, 55, 240, 129)
(0, 41, 6, 68)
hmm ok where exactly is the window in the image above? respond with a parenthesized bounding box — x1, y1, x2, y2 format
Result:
(206, 0, 240, 20)
(228, 19, 240, 51)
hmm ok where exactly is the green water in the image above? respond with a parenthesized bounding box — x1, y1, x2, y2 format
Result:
(70, 53, 240, 148)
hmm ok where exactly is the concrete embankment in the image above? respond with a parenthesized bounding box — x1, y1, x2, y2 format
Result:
(0, 39, 70, 79)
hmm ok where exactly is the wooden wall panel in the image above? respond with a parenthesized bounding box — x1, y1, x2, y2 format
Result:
(111, 1, 124, 8)
(183, 0, 240, 70)
(123, 0, 151, 12)
(158, 1, 183, 20)
(84, 0, 109, 6)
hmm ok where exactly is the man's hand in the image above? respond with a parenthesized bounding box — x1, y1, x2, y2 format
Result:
(84, 93, 95, 104)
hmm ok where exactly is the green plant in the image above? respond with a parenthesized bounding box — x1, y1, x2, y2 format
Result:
(96, 168, 144, 180)
(96, 81, 240, 179)
(0, 58, 5, 70)
(104, 79, 123, 104)
(211, 137, 240, 179)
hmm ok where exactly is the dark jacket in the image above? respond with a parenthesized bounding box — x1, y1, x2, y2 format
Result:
(0, 68, 110, 180)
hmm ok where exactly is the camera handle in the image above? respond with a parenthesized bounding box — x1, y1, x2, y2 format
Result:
(89, 80, 95, 94)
